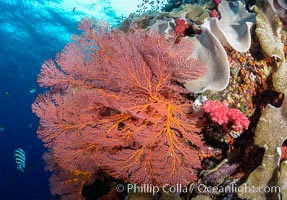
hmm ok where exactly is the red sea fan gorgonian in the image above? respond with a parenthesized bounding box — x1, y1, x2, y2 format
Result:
(32, 18, 208, 188)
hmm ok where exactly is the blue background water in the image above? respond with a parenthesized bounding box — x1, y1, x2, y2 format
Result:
(0, 0, 151, 199)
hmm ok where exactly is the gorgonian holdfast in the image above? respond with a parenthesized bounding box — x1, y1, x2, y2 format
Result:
(32, 18, 210, 188)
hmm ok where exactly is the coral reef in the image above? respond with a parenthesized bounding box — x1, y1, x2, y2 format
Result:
(32, 0, 287, 199)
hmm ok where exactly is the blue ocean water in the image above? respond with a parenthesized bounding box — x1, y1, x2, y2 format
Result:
(0, 0, 147, 199)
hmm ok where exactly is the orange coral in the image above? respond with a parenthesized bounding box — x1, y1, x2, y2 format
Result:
(32, 18, 208, 192)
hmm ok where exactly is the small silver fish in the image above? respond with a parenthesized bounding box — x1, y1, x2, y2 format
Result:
(15, 148, 26, 172)
(29, 89, 37, 93)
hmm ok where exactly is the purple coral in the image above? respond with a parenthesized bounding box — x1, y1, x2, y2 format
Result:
(202, 162, 238, 185)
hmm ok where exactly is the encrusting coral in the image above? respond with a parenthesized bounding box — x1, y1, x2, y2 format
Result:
(238, 99, 287, 200)
(254, 0, 284, 60)
(237, 2, 287, 199)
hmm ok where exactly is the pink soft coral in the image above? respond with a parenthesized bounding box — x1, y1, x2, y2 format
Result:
(202, 100, 250, 132)
(210, 9, 220, 18)
(214, 0, 221, 6)
(175, 19, 189, 37)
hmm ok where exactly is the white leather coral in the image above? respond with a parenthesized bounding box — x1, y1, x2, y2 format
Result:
(184, 19, 230, 93)
(268, 0, 286, 17)
(208, 0, 256, 52)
